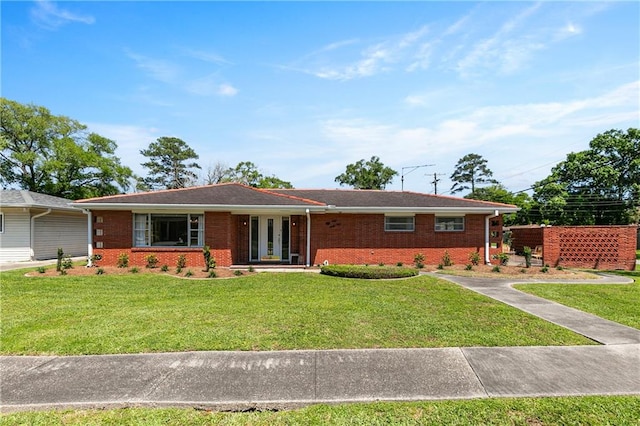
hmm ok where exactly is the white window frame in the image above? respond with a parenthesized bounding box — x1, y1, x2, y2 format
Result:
(384, 216, 415, 232)
(0, 212, 4, 233)
(435, 216, 464, 231)
(133, 213, 204, 247)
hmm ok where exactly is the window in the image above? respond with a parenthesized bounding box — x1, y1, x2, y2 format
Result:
(133, 213, 203, 247)
(0, 212, 4, 233)
(384, 216, 415, 232)
(435, 217, 464, 231)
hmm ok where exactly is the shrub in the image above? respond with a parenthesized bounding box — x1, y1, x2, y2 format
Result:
(442, 251, 453, 267)
(437, 263, 444, 270)
(176, 267, 183, 274)
(493, 253, 510, 266)
(203, 246, 216, 271)
(61, 256, 73, 270)
(523, 246, 532, 268)
(556, 265, 564, 271)
(185, 270, 193, 277)
(130, 267, 139, 274)
(541, 265, 549, 273)
(378, 262, 385, 267)
(234, 270, 243, 276)
(464, 264, 473, 271)
(492, 265, 501, 273)
(248, 265, 255, 272)
(161, 264, 169, 272)
(56, 248, 64, 272)
(176, 255, 187, 270)
(145, 254, 159, 269)
(116, 252, 129, 268)
(396, 262, 403, 267)
(520, 268, 527, 274)
(59, 269, 67, 276)
(208, 270, 217, 278)
(320, 265, 419, 279)
(468, 251, 480, 266)
(36, 266, 46, 274)
(413, 253, 425, 269)
(96, 268, 105, 275)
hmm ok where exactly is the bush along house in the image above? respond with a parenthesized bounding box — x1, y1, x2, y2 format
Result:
(71, 183, 518, 268)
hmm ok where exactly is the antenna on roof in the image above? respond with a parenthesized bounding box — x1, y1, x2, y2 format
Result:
(401, 164, 434, 191)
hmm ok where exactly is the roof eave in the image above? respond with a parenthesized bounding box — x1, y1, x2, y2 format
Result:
(329, 206, 520, 214)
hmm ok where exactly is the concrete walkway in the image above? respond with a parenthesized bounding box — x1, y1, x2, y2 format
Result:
(429, 272, 640, 345)
(1, 272, 639, 413)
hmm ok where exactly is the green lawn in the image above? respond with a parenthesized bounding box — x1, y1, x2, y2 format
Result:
(0, 270, 593, 355)
(2, 396, 639, 425)
(515, 272, 640, 329)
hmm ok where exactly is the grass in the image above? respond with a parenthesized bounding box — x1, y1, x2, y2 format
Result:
(636, 249, 640, 260)
(0, 270, 593, 355)
(1, 396, 639, 425)
(515, 271, 640, 329)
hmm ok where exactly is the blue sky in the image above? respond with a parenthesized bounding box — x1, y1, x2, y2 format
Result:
(2, 1, 638, 195)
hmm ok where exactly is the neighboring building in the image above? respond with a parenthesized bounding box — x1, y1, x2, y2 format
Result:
(72, 183, 518, 268)
(0, 190, 88, 262)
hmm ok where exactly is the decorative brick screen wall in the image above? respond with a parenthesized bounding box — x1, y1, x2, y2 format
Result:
(543, 225, 637, 271)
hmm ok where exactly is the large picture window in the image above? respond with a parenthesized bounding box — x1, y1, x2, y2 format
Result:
(133, 213, 203, 247)
(384, 216, 415, 232)
(435, 217, 464, 231)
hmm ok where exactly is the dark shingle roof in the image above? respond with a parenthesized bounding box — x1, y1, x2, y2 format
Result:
(271, 189, 517, 209)
(0, 190, 77, 210)
(73, 183, 518, 212)
(73, 183, 323, 206)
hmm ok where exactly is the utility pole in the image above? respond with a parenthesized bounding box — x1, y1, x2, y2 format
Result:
(431, 172, 446, 194)
(401, 164, 434, 191)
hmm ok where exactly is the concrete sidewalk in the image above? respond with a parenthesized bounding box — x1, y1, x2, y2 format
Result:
(1, 345, 639, 413)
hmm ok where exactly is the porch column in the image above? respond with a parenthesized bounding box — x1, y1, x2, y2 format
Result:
(485, 210, 499, 264)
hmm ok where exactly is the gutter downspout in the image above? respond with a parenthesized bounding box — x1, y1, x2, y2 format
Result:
(485, 209, 500, 265)
(306, 208, 311, 267)
(83, 209, 93, 267)
(30, 209, 52, 260)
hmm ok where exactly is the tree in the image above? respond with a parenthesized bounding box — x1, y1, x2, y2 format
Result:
(221, 161, 293, 188)
(466, 184, 534, 226)
(201, 161, 229, 185)
(334, 156, 397, 190)
(449, 153, 498, 194)
(0, 98, 133, 198)
(532, 128, 639, 225)
(140, 137, 201, 190)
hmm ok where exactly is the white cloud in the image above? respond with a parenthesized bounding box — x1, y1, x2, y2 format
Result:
(218, 83, 238, 97)
(125, 50, 180, 83)
(30, 0, 95, 30)
(86, 123, 161, 176)
(182, 48, 231, 65)
(296, 25, 432, 81)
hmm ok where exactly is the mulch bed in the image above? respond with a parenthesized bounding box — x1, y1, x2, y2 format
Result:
(428, 263, 599, 279)
(25, 265, 253, 279)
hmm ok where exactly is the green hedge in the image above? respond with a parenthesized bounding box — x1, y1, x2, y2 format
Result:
(320, 265, 420, 279)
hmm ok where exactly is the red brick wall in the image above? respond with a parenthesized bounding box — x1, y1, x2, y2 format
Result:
(91, 210, 234, 268)
(543, 225, 637, 270)
(309, 213, 501, 266)
(509, 226, 544, 254)
(90, 210, 504, 267)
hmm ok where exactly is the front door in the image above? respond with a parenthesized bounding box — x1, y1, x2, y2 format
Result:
(260, 216, 282, 261)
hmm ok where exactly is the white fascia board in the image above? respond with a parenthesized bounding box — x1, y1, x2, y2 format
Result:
(329, 206, 519, 215)
(73, 203, 326, 214)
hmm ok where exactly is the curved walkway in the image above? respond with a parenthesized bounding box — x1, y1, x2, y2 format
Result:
(1, 273, 639, 413)
(428, 272, 640, 345)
